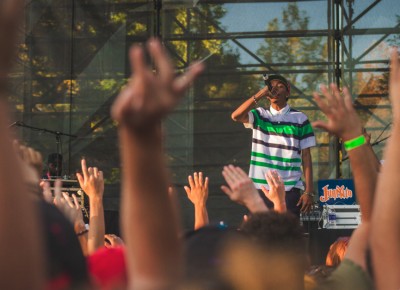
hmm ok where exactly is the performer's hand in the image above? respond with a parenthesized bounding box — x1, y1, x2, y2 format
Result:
(259, 86, 270, 97)
(297, 193, 313, 213)
(312, 83, 362, 141)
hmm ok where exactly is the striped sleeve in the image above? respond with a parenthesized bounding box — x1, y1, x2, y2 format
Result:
(244, 109, 257, 129)
(299, 118, 316, 149)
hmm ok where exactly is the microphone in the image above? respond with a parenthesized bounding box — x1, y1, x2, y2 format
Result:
(262, 74, 273, 90)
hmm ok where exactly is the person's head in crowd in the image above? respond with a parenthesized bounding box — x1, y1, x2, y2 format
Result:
(220, 212, 307, 290)
(182, 224, 237, 290)
(325, 236, 350, 267)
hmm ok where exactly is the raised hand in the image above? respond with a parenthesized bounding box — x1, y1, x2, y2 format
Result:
(53, 180, 76, 224)
(113, 39, 204, 288)
(184, 172, 209, 206)
(111, 38, 204, 130)
(76, 159, 105, 254)
(261, 170, 286, 212)
(312, 84, 362, 141)
(76, 159, 104, 200)
(62, 193, 85, 229)
(221, 165, 267, 213)
(184, 172, 209, 229)
(41, 181, 53, 203)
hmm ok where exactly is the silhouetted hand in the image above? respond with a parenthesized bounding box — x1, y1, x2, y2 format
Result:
(312, 83, 362, 142)
(111, 38, 204, 130)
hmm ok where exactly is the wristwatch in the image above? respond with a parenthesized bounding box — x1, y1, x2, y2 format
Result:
(303, 192, 315, 197)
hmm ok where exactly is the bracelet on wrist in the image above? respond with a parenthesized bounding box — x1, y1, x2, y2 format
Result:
(253, 96, 258, 106)
(303, 192, 315, 197)
(343, 135, 366, 151)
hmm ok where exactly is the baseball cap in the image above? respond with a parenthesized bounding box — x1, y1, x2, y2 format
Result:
(263, 74, 291, 95)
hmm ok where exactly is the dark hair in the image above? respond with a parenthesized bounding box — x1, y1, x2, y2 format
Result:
(38, 200, 89, 288)
(263, 74, 291, 96)
(240, 212, 306, 259)
(183, 225, 237, 290)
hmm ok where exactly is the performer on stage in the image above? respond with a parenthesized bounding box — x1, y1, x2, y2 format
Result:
(231, 74, 315, 216)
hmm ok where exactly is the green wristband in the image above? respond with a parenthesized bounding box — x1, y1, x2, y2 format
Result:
(343, 135, 366, 151)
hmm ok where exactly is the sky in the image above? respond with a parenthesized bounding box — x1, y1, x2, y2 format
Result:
(212, 0, 400, 64)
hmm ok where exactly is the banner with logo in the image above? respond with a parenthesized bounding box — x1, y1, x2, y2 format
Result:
(317, 179, 357, 205)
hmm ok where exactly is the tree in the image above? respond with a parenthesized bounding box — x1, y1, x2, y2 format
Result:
(257, 3, 327, 100)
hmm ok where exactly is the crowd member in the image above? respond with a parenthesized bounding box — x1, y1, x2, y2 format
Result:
(76, 159, 105, 254)
(184, 172, 209, 230)
(370, 48, 400, 290)
(51, 179, 90, 257)
(231, 74, 315, 216)
(311, 83, 377, 290)
(3, 1, 400, 288)
(222, 212, 308, 290)
(182, 225, 237, 290)
(219, 166, 310, 289)
(111, 38, 204, 289)
(0, 1, 45, 288)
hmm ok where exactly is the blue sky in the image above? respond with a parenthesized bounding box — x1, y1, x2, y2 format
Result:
(215, 0, 400, 64)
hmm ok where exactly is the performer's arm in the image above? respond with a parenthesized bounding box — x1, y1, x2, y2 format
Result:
(302, 148, 314, 194)
(231, 86, 269, 123)
(296, 148, 314, 213)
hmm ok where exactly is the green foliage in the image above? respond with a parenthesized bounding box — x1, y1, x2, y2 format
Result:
(257, 3, 327, 95)
(167, 5, 258, 103)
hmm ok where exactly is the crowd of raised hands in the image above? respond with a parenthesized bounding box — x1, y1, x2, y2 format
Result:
(1, 1, 400, 289)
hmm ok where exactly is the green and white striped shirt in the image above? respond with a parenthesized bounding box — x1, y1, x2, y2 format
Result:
(245, 105, 316, 190)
